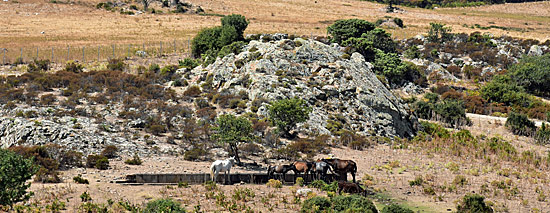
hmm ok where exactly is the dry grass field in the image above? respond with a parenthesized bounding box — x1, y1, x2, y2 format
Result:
(2, 0, 550, 51)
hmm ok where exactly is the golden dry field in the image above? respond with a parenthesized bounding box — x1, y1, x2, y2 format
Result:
(2, 0, 550, 50)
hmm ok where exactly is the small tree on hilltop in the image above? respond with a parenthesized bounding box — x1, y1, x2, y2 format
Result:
(0, 149, 38, 209)
(213, 114, 252, 165)
(221, 14, 249, 40)
(327, 19, 376, 45)
(427, 22, 453, 43)
(268, 98, 312, 138)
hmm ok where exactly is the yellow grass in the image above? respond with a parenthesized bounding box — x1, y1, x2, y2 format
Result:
(1, 0, 550, 53)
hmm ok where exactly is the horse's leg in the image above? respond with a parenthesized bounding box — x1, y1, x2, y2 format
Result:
(352, 172, 356, 183)
(227, 169, 231, 185)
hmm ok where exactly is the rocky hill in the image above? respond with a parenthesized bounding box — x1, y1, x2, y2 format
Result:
(183, 35, 419, 138)
(0, 35, 420, 156)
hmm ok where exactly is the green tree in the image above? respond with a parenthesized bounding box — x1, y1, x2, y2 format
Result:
(221, 14, 249, 40)
(342, 28, 396, 62)
(0, 149, 38, 209)
(192, 26, 238, 59)
(327, 19, 376, 45)
(509, 54, 550, 96)
(213, 114, 252, 164)
(268, 98, 312, 138)
(372, 49, 408, 85)
(427, 22, 453, 43)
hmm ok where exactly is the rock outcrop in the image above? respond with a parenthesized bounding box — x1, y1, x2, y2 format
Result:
(183, 37, 419, 138)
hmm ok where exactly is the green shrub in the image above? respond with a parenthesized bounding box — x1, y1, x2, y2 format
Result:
(0, 149, 38, 208)
(217, 41, 246, 59)
(266, 179, 282, 188)
(124, 154, 143, 165)
(327, 19, 376, 45)
(100, 145, 118, 159)
(481, 75, 530, 107)
(342, 28, 396, 62)
(107, 58, 126, 71)
(28, 59, 50, 72)
(73, 174, 89, 184)
(221, 14, 249, 40)
(144, 198, 186, 213)
(95, 157, 109, 170)
(64, 61, 84, 73)
(381, 204, 413, 213)
(509, 54, 550, 96)
(433, 100, 469, 128)
(427, 22, 453, 43)
(331, 195, 378, 213)
(505, 112, 536, 136)
(80, 191, 92, 202)
(456, 194, 493, 213)
(535, 123, 550, 145)
(301, 196, 331, 213)
(393, 18, 404, 28)
(268, 98, 312, 138)
(179, 58, 200, 69)
(86, 154, 108, 169)
(309, 180, 327, 189)
(184, 148, 207, 161)
(409, 176, 424, 186)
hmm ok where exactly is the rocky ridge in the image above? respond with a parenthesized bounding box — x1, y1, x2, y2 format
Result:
(183, 36, 419, 138)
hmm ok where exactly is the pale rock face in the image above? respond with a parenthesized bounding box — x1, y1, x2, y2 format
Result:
(182, 38, 419, 138)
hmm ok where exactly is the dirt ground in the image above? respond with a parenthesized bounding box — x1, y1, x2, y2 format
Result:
(22, 112, 550, 212)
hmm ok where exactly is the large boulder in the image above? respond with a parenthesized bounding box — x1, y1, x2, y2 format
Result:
(182, 38, 419, 138)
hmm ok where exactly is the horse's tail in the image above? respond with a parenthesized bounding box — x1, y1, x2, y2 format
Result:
(210, 163, 215, 181)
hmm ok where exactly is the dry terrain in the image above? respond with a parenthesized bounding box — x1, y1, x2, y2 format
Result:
(25, 114, 550, 212)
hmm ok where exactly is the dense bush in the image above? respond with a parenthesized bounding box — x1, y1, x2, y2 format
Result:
(221, 14, 249, 40)
(331, 195, 378, 213)
(0, 149, 38, 208)
(509, 54, 550, 96)
(268, 98, 312, 138)
(373, 50, 419, 86)
(192, 26, 238, 58)
(505, 112, 536, 136)
(327, 19, 376, 45)
(481, 75, 530, 107)
(343, 28, 396, 61)
(301, 196, 331, 213)
(143, 199, 186, 213)
(192, 14, 248, 64)
(456, 194, 493, 213)
(381, 204, 413, 213)
(183, 148, 207, 161)
(86, 154, 109, 170)
(433, 100, 470, 128)
(73, 174, 89, 184)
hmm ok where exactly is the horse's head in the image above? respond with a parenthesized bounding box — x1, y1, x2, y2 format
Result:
(228, 156, 236, 164)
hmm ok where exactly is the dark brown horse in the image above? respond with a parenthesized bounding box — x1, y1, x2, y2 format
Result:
(338, 181, 367, 196)
(322, 158, 357, 182)
(267, 164, 295, 181)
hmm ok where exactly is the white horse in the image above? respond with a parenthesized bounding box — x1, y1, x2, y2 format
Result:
(210, 156, 236, 184)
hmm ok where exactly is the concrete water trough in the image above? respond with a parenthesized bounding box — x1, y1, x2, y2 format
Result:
(119, 173, 340, 185)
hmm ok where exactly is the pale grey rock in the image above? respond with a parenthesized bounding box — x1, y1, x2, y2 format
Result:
(184, 38, 419, 138)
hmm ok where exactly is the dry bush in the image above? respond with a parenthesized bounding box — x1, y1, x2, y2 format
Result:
(101, 145, 119, 159)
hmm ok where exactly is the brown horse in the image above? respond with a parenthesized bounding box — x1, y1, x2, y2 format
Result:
(292, 161, 314, 177)
(267, 164, 295, 181)
(322, 158, 357, 183)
